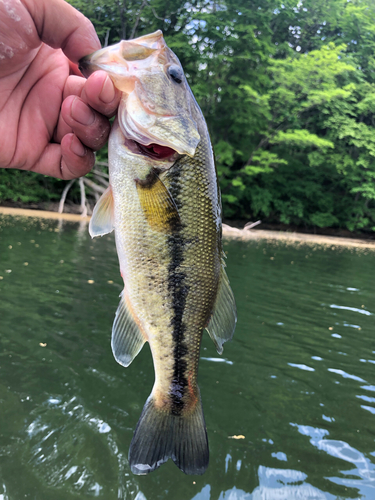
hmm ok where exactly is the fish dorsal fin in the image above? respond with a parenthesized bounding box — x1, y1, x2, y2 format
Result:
(136, 169, 180, 232)
(89, 186, 114, 238)
(206, 263, 237, 355)
(112, 291, 146, 367)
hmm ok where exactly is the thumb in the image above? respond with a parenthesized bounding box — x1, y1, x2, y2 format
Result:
(23, 0, 101, 63)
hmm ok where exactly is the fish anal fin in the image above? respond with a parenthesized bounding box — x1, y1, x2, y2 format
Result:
(136, 170, 180, 232)
(206, 266, 237, 355)
(129, 389, 208, 475)
(112, 291, 146, 367)
(89, 186, 114, 238)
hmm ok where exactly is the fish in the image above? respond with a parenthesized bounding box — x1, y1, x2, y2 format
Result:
(79, 30, 236, 476)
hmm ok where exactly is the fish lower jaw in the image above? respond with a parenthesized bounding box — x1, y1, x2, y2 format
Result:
(123, 134, 179, 163)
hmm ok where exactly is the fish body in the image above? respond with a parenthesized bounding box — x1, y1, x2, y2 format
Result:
(79, 31, 236, 475)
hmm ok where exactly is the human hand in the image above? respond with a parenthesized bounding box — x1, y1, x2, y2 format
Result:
(0, 0, 120, 180)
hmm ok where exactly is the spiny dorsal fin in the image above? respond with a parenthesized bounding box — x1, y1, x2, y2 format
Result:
(136, 170, 180, 232)
(112, 291, 146, 367)
(206, 264, 237, 355)
(89, 186, 114, 238)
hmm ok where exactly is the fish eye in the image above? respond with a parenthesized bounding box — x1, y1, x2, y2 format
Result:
(168, 65, 183, 84)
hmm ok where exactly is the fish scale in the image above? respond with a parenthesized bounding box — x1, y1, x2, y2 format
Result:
(163, 125, 221, 396)
(79, 30, 236, 475)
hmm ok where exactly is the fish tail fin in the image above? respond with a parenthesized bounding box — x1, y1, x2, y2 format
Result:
(128, 389, 209, 475)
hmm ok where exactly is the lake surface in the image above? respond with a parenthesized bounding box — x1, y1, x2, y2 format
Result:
(0, 215, 375, 500)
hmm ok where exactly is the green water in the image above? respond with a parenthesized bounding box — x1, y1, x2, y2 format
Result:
(0, 215, 375, 500)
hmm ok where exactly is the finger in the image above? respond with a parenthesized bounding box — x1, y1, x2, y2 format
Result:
(63, 75, 85, 100)
(61, 133, 95, 179)
(81, 70, 121, 118)
(30, 134, 94, 180)
(60, 95, 111, 151)
(24, 0, 101, 62)
(54, 75, 86, 143)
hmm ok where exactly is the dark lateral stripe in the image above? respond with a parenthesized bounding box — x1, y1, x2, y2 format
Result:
(167, 164, 189, 416)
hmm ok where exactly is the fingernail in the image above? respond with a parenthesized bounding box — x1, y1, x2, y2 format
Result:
(70, 135, 87, 157)
(100, 76, 115, 103)
(71, 97, 95, 126)
(88, 27, 101, 52)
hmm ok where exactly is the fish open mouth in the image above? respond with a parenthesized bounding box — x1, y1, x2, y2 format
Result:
(125, 136, 178, 162)
(136, 142, 177, 160)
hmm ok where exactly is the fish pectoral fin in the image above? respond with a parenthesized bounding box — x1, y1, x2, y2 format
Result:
(206, 265, 237, 355)
(136, 170, 180, 232)
(112, 291, 146, 367)
(89, 186, 114, 238)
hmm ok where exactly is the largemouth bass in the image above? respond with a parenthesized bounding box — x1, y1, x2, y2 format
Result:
(79, 30, 236, 475)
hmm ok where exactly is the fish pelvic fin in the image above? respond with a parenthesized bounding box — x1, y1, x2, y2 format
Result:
(89, 186, 114, 238)
(206, 263, 237, 355)
(129, 389, 209, 475)
(112, 291, 146, 367)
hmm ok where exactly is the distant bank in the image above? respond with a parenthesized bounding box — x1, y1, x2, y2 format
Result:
(1, 206, 375, 250)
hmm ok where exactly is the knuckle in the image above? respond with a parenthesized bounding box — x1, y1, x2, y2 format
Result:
(87, 119, 110, 150)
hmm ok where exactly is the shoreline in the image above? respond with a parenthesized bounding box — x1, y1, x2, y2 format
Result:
(221, 223, 375, 249)
(0, 206, 91, 223)
(1, 206, 375, 249)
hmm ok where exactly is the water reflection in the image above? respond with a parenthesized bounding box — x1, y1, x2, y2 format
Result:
(201, 357, 234, 365)
(1, 216, 375, 499)
(328, 304, 372, 316)
(327, 368, 366, 383)
(192, 467, 331, 500)
(252, 466, 328, 500)
(288, 363, 315, 371)
(291, 422, 375, 496)
(25, 395, 121, 495)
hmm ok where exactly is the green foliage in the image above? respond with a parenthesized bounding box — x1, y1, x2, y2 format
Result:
(5, 0, 375, 232)
(0, 170, 62, 203)
(270, 130, 334, 150)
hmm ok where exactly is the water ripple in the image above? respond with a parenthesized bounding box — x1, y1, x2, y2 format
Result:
(288, 363, 315, 372)
(201, 357, 233, 365)
(327, 368, 366, 383)
(328, 304, 372, 315)
(361, 405, 375, 415)
(251, 466, 327, 500)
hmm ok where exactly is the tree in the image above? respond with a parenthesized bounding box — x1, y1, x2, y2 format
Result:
(3, 0, 375, 233)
